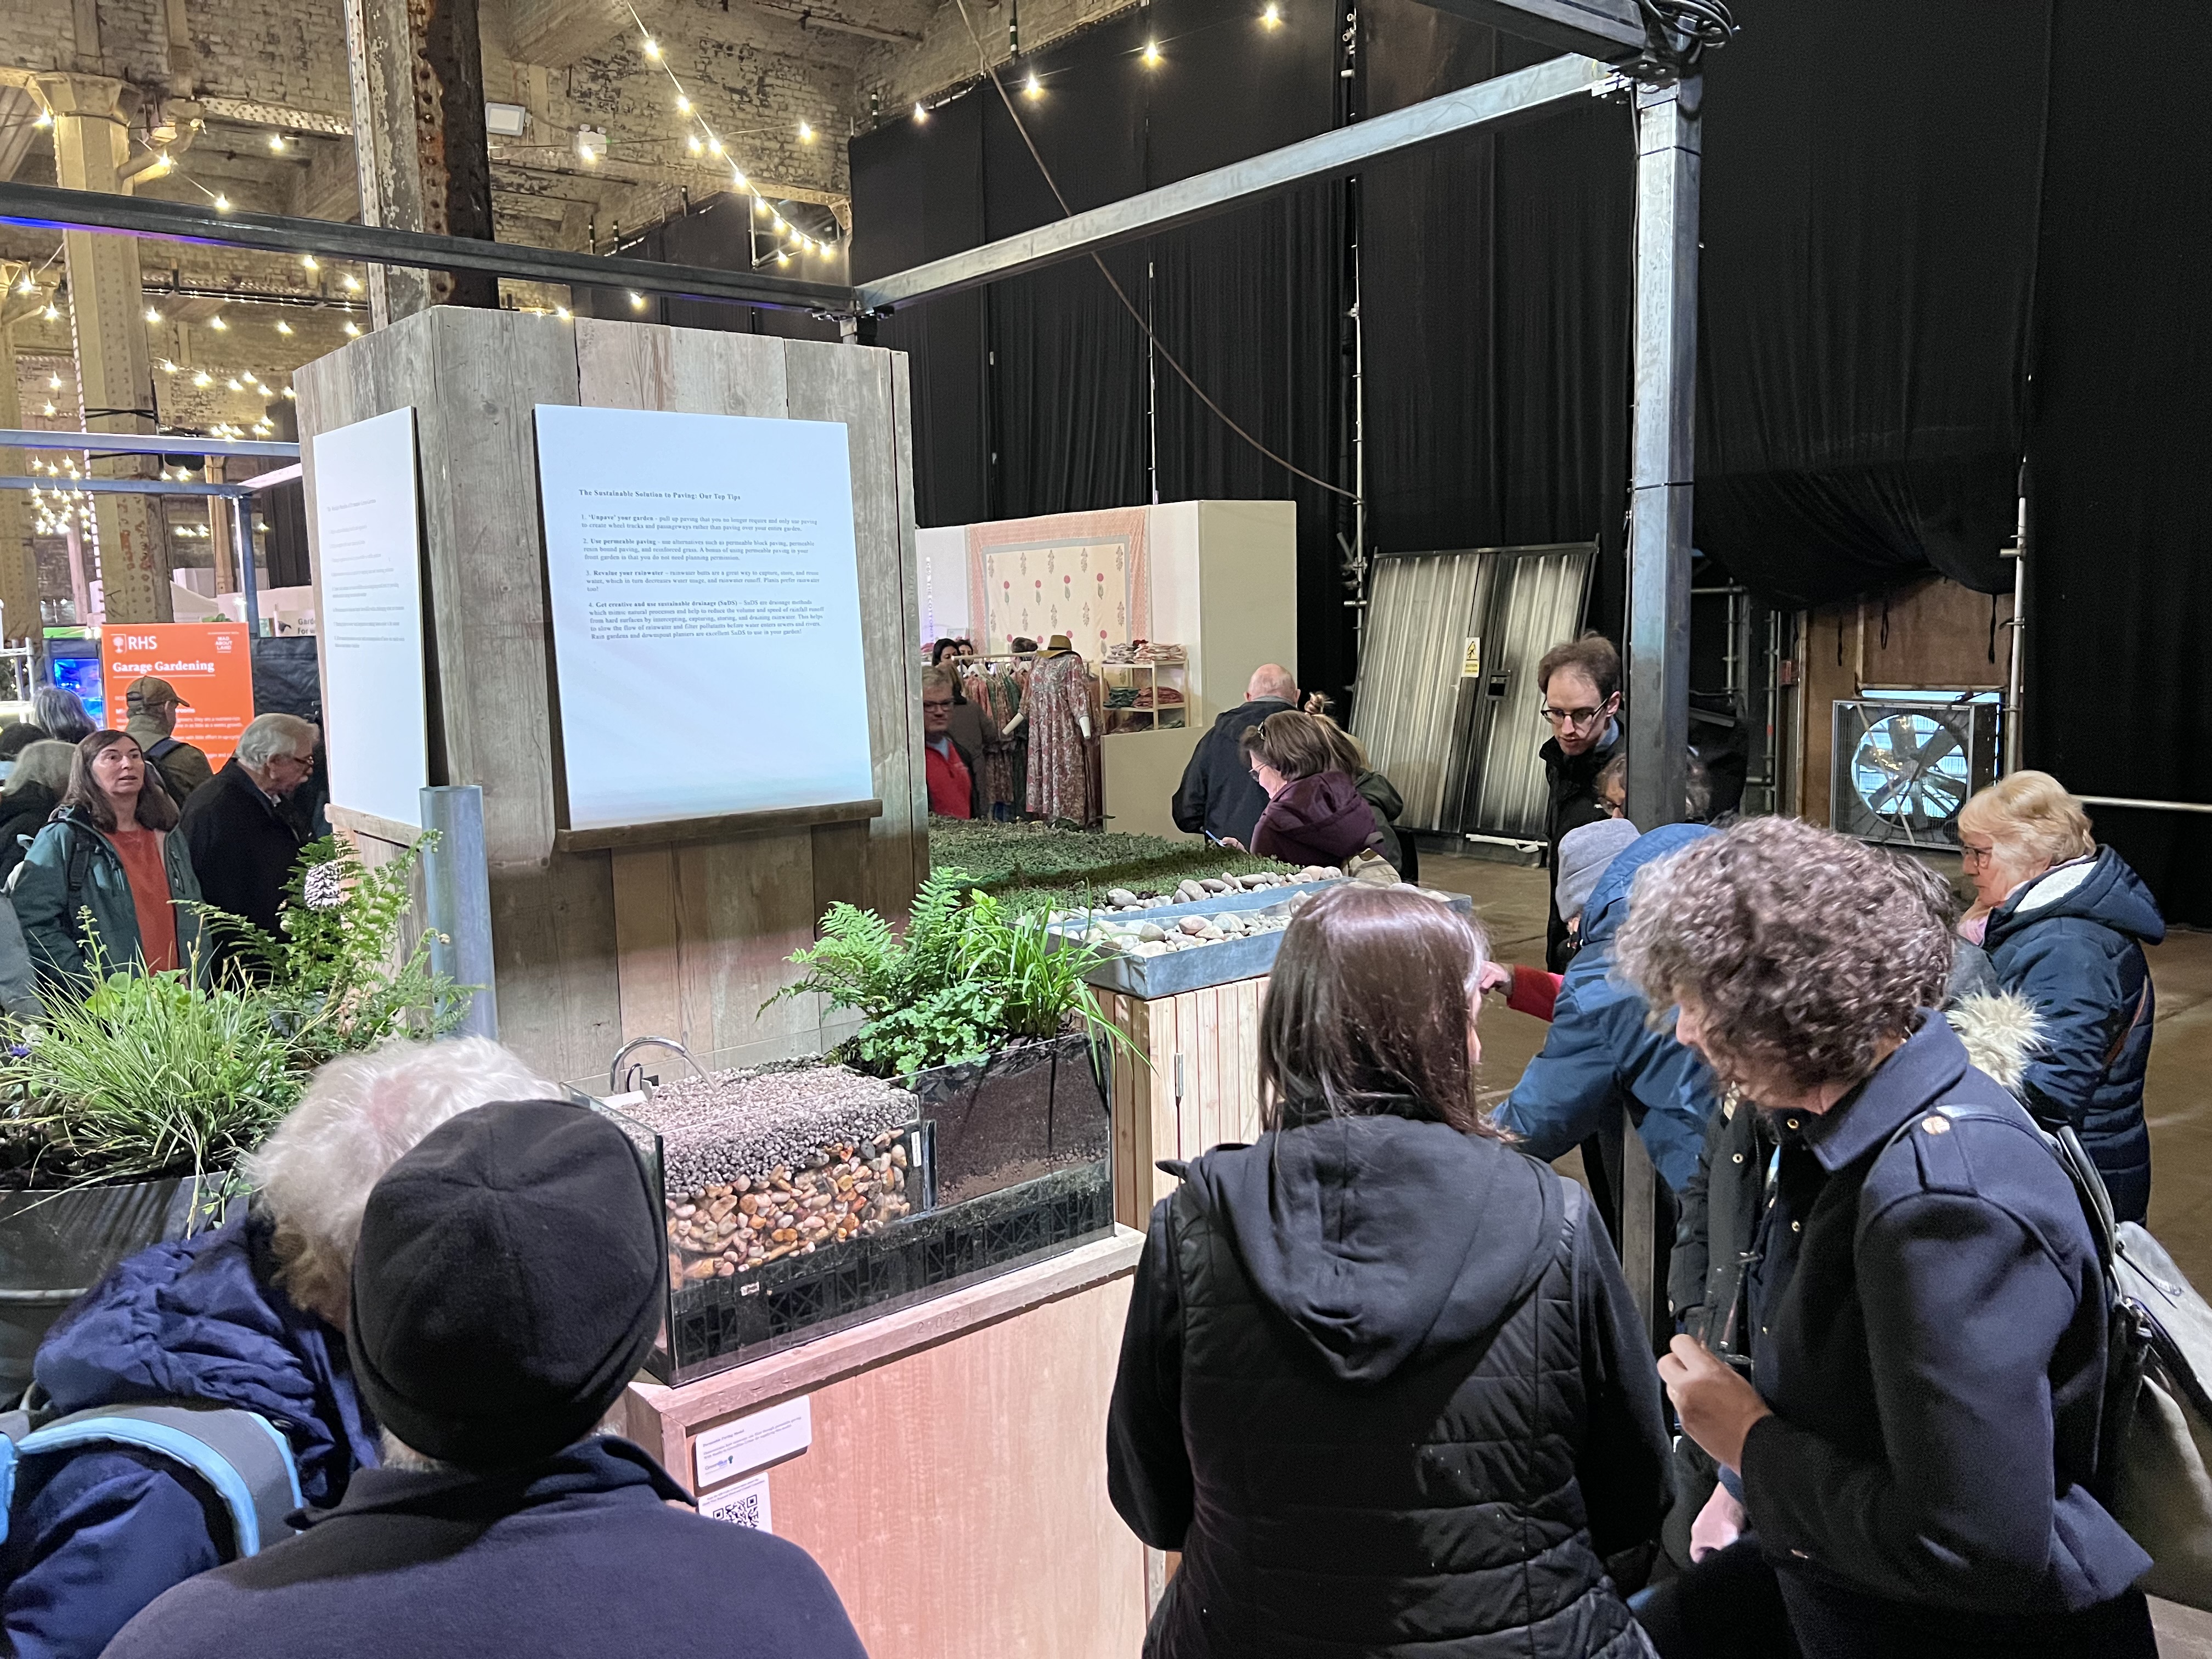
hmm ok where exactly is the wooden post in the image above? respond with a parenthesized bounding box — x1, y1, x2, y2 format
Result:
(341, 0, 498, 323)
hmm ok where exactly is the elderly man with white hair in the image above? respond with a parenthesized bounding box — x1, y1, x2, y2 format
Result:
(180, 712, 320, 963)
(0, 1038, 560, 1659)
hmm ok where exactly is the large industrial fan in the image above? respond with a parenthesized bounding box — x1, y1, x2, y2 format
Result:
(1830, 696, 2000, 848)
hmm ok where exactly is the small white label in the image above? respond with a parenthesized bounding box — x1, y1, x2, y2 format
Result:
(699, 1472, 772, 1532)
(694, 1395, 812, 1488)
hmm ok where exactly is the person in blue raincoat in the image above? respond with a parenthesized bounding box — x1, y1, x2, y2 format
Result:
(0, 1038, 558, 1659)
(1957, 771, 2163, 1222)
(1493, 821, 1724, 1204)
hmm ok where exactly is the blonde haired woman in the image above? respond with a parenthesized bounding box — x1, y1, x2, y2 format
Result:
(1956, 771, 2162, 1221)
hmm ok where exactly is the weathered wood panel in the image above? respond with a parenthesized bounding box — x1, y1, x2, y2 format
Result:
(626, 1232, 1149, 1659)
(297, 311, 922, 1086)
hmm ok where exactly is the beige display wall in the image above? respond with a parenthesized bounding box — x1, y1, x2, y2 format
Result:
(296, 307, 928, 1088)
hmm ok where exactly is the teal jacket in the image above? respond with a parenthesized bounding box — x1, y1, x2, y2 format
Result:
(12, 807, 207, 989)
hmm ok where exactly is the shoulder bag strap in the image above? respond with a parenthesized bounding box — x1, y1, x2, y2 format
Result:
(2103, 959, 2153, 1075)
(16, 1403, 304, 1558)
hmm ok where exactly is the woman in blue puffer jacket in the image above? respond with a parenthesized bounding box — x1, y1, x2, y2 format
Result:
(1957, 771, 2163, 1222)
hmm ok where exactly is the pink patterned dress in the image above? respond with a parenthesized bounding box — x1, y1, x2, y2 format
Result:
(1024, 650, 1096, 825)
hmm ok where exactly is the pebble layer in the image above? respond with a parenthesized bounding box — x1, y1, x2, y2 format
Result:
(626, 1064, 918, 1198)
(665, 1130, 916, 1282)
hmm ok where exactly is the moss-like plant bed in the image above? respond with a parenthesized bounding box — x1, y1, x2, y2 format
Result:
(656, 1157, 1113, 1384)
(927, 820, 1295, 919)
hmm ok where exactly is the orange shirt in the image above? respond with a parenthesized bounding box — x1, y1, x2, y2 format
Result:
(106, 826, 179, 973)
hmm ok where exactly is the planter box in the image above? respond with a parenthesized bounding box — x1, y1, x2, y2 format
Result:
(603, 1035, 1114, 1386)
(0, 1175, 209, 1397)
(1056, 881, 1476, 1000)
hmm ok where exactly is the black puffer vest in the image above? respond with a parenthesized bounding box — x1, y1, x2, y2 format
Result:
(1151, 1166, 1651, 1659)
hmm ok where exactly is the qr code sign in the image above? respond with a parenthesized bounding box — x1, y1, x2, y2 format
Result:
(701, 1472, 773, 1533)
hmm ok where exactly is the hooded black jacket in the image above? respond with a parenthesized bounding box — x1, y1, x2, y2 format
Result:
(1108, 1114, 1669, 1659)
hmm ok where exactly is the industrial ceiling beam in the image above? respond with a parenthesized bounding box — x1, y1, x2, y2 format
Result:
(0, 475, 253, 498)
(1407, 0, 1649, 64)
(0, 428, 300, 459)
(0, 180, 851, 312)
(854, 54, 1612, 313)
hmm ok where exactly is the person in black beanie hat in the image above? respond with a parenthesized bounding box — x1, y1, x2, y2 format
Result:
(103, 1099, 868, 1659)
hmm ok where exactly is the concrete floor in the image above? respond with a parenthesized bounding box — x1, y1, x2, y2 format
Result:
(1418, 848, 2212, 1653)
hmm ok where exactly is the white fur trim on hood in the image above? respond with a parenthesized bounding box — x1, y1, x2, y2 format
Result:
(1946, 991, 2045, 1094)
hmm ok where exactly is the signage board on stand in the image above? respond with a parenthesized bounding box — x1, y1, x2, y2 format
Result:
(311, 407, 430, 830)
(532, 405, 874, 836)
(99, 623, 255, 766)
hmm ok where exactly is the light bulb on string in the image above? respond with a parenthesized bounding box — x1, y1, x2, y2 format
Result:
(343, 320, 360, 336)
(213, 193, 230, 211)
(707, 137, 722, 156)
(268, 132, 287, 151)
(47, 374, 61, 390)
(687, 134, 703, 156)
(281, 386, 297, 398)
(193, 370, 212, 387)
(643, 37, 660, 58)
(798, 120, 815, 142)
(628, 291, 647, 311)
(554, 307, 572, 321)
(1023, 73, 1043, 99)
(42, 304, 58, 320)
(341, 274, 360, 292)
(276, 319, 292, 335)
(302, 255, 318, 272)
(1261, 2, 1282, 24)
(675, 94, 691, 114)
(14, 273, 31, 295)
(227, 377, 243, 391)
(914, 102, 928, 122)
(145, 306, 163, 323)
(210, 314, 228, 330)
(1142, 39, 1161, 64)
(32, 110, 50, 130)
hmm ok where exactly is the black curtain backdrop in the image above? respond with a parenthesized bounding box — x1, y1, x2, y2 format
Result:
(2025, 0, 2212, 923)
(846, 0, 2207, 916)
(1692, 0, 2047, 606)
(1359, 1, 1633, 636)
(852, 0, 1355, 698)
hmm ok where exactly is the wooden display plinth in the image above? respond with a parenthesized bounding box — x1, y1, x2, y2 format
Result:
(624, 1230, 1148, 1659)
(1103, 978, 1268, 1232)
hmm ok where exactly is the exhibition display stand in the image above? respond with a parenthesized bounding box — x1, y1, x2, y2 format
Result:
(917, 500, 1297, 840)
(623, 1229, 1150, 1659)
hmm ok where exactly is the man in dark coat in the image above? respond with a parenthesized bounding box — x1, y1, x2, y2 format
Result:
(1534, 634, 1624, 972)
(104, 1098, 867, 1659)
(180, 713, 318, 952)
(1171, 663, 1297, 845)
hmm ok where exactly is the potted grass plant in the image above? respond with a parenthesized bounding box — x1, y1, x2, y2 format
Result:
(0, 833, 466, 1391)
(771, 868, 1124, 1207)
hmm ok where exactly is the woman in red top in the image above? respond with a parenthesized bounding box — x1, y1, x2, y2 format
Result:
(13, 730, 207, 988)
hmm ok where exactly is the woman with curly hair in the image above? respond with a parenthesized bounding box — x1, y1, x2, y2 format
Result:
(1620, 817, 2153, 1659)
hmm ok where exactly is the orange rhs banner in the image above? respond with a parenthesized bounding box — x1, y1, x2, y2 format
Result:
(100, 623, 257, 768)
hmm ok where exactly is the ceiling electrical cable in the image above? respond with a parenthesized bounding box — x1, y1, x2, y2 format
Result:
(947, 0, 1358, 501)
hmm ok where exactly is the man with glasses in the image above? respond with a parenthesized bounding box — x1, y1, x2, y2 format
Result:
(180, 713, 320, 969)
(921, 666, 983, 820)
(1534, 633, 1626, 972)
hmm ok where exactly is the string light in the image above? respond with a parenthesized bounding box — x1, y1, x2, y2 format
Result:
(628, 291, 647, 311)
(1024, 72, 1043, 99)
(914, 102, 928, 122)
(554, 306, 572, 321)
(340, 274, 361, 292)
(193, 370, 212, 387)
(676, 94, 692, 114)
(798, 120, 815, 142)
(267, 132, 287, 151)
(144, 306, 163, 323)
(213, 193, 230, 211)
(687, 134, 704, 156)
(281, 386, 297, 398)
(1142, 39, 1161, 65)
(227, 377, 243, 391)
(642, 36, 660, 57)
(1261, 1, 1282, 23)
(210, 314, 228, 330)
(42, 304, 59, 321)
(47, 374, 61, 390)
(275, 319, 292, 335)
(301, 254, 318, 271)
(14, 273, 32, 295)
(343, 320, 360, 336)
(32, 110, 51, 131)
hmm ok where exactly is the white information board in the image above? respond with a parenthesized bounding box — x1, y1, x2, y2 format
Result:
(311, 407, 428, 828)
(533, 405, 874, 832)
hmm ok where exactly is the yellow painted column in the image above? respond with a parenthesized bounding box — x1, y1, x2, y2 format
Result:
(36, 72, 168, 624)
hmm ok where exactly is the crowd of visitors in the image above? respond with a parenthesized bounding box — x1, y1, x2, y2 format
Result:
(0, 706, 324, 991)
(0, 639, 2181, 1658)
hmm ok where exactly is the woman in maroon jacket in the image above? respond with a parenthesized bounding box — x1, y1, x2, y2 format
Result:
(1229, 711, 1384, 869)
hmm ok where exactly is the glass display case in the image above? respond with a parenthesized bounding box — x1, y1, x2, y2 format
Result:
(599, 1042, 1113, 1386)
